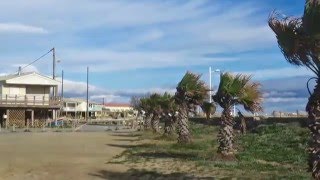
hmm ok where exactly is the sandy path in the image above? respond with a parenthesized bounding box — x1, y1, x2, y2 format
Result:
(0, 131, 134, 180)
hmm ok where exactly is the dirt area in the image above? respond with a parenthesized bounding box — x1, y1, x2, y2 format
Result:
(0, 131, 135, 180)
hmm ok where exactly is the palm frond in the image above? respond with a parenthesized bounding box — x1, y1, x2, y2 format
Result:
(268, 12, 310, 66)
(269, 11, 320, 75)
(175, 71, 209, 107)
(239, 82, 263, 113)
(303, 0, 320, 37)
(213, 72, 263, 113)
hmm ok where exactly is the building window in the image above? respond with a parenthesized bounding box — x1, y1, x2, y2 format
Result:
(68, 103, 76, 108)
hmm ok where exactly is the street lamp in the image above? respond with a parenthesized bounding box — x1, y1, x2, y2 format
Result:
(209, 67, 221, 103)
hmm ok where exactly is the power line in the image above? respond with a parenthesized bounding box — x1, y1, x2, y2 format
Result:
(20, 48, 53, 71)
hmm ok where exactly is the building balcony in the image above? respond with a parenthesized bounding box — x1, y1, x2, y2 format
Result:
(0, 94, 61, 108)
(63, 107, 76, 112)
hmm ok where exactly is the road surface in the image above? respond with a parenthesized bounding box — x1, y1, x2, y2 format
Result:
(0, 130, 136, 180)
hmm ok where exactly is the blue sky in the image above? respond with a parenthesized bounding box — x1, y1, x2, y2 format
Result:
(0, 0, 313, 113)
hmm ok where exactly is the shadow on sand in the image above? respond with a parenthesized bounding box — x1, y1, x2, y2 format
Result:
(111, 133, 142, 138)
(112, 138, 139, 142)
(89, 169, 214, 180)
(106, 143, 153, 149)
(132, 151, 198, 160)
(106, 143, 198, 160)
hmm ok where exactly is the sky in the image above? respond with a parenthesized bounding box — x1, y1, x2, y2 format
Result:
(0, 0, 313, 114)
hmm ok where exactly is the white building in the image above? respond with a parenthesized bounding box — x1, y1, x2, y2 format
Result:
(62, 98, 103, 119)
(101, 103, 133, 118)
(103, 103, 133, 112)
(0, 72, 60, 128)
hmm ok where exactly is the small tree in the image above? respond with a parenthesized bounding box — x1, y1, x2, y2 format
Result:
(201, 101, 216, 120)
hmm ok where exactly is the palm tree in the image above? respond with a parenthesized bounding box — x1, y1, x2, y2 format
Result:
(160, 92, 178, 137)
(201, 101, 216, 120)
(148, 93, 162, 133)
(175, 71, 209, 144)
(139, 97, 152, 130)
(268, 1, 320, 177)
(213, 73, 262, 157)
(130, 96, 144, 130)
(130, 96, 142, 119)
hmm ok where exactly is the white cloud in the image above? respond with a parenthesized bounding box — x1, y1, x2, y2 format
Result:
(12, 64, 39, 73)
(59, 78, 176, 103)
(263, 91, 297, 98)
(264, 97, 306, 103)
(0, 0, 212, 29)
(59, 49, 236, 72)
(238, 67, 314, 80)
(109, 29, 165, 50)
(62, 79, 103, 96)
(90, 94, 124, 103)
(0, 23, 47, 34)
(0, 0, 277, 73)
(115, 87, 176, 96)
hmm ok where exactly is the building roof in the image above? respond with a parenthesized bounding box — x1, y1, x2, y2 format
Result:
(104, 103, 131, 107)
(63, 98, 100, 105)
(0, 72, 34, 81)
(0, 72, 59, 86)
(63, 98, 86, 103)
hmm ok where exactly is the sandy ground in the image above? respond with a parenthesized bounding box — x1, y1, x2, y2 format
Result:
(0, 131, 134, 180)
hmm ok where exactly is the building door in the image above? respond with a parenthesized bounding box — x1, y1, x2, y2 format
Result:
(25, 111, 32, 127)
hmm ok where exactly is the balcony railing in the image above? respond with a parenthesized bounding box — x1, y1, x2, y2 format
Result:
(0, 94, 61, 107)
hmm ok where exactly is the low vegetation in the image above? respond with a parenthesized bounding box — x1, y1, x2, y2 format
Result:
(112, 121, 310, 179)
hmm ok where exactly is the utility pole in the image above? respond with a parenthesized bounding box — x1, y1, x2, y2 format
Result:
(209, 67, 221, 103)
(86, 67, 89, 122)
(103, 98, 105, 105)
(209, 67, 212, 103)
(52, 47, 56, 80)
(61, 70, 64, 100)
(52, 47, 57, 122)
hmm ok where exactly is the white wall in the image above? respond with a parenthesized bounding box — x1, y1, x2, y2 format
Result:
(103, 106, 132, 112)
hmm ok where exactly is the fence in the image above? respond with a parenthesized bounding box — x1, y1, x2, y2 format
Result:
(0, 94, 61, 106)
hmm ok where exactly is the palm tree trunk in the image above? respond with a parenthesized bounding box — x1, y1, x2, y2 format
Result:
(217, 106, 235, 157)
(144, 115, 151, 130)
(240, 117, 246, 134)
(151, 114, 160, 133)
(177, 106, 191, 144)
(205, 111, 210, 120)
(306, 80, 320, 179)
(164, 116, 176, 136)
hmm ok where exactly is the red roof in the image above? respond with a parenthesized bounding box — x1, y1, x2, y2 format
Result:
(104, 103, 131, 107)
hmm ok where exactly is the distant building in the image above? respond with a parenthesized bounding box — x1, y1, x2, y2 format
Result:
(272, 110, 307, 118)
(103, 103, 132, 112)
(101, 103, 133, 117)
(297, 110, 308, 117)
(62, 98, 103, 119)
(0, 72, 60, 128)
